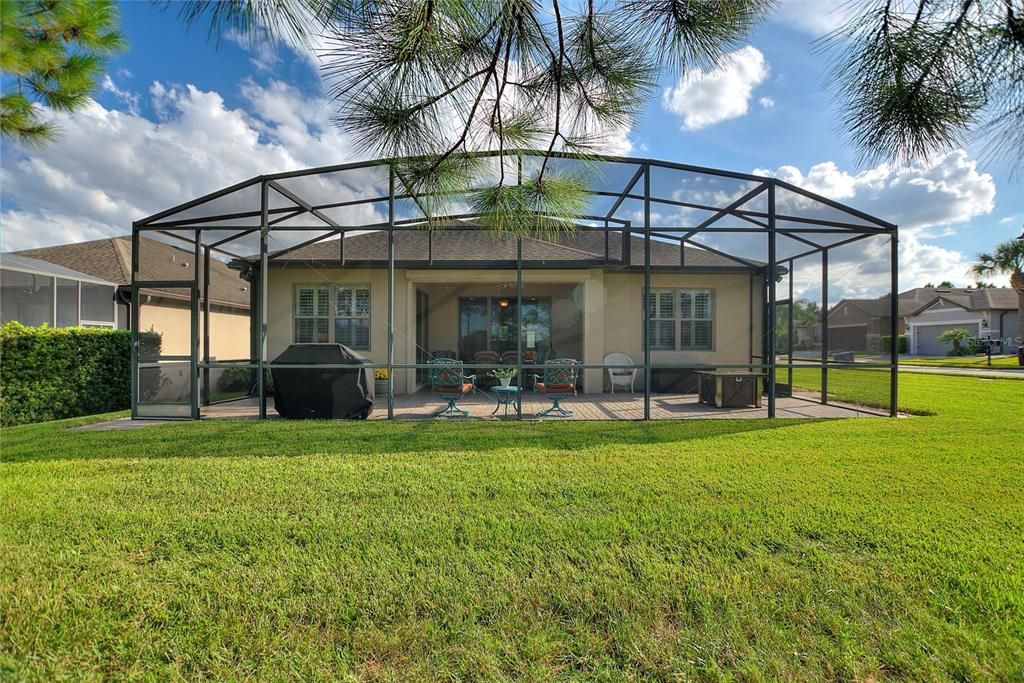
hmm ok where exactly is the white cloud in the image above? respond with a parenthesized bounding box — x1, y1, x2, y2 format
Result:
(662, 47, 769, 130)
(770, 0, 857, 36)
(1, 79, 377, 252)
(755, 151, 998, 293)
(756, 151, 995, 230)
(101, 74, 140, 114)
(758, 96, 775, 109)
(225, 28, 282, 72)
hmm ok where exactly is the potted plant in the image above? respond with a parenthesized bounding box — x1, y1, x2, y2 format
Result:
(489, 367, 517, 387)
(374, 368, 390, 396)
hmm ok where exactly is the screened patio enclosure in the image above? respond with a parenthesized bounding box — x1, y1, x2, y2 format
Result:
(130, 151, 898, 420)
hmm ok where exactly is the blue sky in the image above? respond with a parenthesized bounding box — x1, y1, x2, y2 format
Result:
(2, 1, 1021, 290)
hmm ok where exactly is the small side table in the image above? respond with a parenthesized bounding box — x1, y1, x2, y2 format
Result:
(491, 385, 520, 417)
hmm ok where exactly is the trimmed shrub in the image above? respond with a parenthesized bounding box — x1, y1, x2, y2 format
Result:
(881, 335, 908, 353)
(1, 323, 133, 426)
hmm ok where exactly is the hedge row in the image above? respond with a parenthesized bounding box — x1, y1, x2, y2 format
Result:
(1, 322, 133, 426)
(882, 334, 908, 354)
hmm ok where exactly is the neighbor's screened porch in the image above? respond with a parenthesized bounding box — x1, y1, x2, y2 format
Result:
(129, 151, 898, 421)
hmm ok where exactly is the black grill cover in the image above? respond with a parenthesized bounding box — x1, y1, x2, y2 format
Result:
(271, 344, 373, 419)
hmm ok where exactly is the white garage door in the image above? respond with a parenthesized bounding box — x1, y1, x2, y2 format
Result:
(915, 323, 978, 355)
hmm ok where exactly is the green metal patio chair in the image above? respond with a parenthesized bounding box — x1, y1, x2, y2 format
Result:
(534, 358, 581, 417)
(428, 358, 477, 417)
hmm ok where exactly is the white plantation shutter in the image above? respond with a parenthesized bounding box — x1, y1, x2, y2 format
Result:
(646, 290, 676, 350)
(680, 289, 713, 350)
(335, 285, 371, 350)
(294, 286, 330, 342)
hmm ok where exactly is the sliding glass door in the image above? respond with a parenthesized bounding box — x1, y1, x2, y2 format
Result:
(458, 297, 551, 360)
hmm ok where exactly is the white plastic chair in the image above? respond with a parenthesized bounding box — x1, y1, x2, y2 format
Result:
(603, 352, 636, 393)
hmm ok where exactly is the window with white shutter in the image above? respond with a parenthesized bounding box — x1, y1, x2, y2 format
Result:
(335, 285, 370, 350)
(294, 286, 330, 343)
(646, 289, 676, 350)
(680, 289, 713, 350)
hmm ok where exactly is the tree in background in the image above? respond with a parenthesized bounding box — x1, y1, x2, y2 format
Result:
(176, 0, 1023, 234)
(970, 238, 1024, 345)
(923, 281, 956, 288)
(176, 0, 772, 235)
(1, 0, 125, 146)
(936, 328, 978, 356)
(822, 0, 1024, 174)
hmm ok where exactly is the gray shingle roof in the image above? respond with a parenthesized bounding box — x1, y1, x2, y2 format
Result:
(0, 253, 116, 285)
(11, 236, 250, 308)
(267, 228, 750, 269)
(833, 286, 1019, 321)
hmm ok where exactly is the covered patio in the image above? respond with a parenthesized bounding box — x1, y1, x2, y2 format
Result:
(196, 391, 885, 421)
(128, 151, 899, 421)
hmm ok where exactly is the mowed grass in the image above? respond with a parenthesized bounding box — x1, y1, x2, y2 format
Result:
(899, 354, 1022, 369)
(2, 374, 1023, 680)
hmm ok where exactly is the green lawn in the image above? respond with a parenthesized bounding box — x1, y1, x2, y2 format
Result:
(2, 374, 1023, 680)
(899, 355, 1022, 369)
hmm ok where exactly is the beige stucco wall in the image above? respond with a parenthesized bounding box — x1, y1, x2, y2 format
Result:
(603, 272, 762, 369)
(266, 266, 404, 364)
(138, 296, 251, 360)
(267, 267, 761, 395)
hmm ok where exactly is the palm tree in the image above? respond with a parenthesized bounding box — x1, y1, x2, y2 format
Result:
(970, 239, 1024, 348)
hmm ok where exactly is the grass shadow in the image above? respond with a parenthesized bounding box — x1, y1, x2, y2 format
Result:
(2, 413, 821, 464)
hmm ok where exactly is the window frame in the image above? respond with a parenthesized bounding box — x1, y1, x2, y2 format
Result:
(678, 288, 714, 351)
(292, 284, 331, 344)
(644, 287, 715, 351)
(646, 289, 677, 351)
(291, 283, 371, 350)
(333, 284, 371, 351)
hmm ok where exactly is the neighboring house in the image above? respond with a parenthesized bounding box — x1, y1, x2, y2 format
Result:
(7, 235, 251, 360)
(825, 298, 896, 353)
(1, 253, 121, 328)
(246, 228, 767, 396)
(828, 287, 1020, 355)
(903, 288, 1020, 355)
(792, 321, 821, 350)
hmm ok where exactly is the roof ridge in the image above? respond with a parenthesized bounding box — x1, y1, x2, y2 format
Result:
(109, 236, 131, 285)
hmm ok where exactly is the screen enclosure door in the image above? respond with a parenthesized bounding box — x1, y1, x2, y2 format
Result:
(133, 285, 198, 418)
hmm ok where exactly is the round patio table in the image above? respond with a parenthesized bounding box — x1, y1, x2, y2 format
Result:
(491, 385, 520, 417)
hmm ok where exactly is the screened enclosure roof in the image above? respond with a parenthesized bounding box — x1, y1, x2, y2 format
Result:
(133, 151, 895, 266)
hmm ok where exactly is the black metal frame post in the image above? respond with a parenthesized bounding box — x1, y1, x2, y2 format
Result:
(787, 257, 794, 391)
(890, 233, 899, 417)
(821, 248, 829, 404)
(767, 183, 777, 418)
(130, 226, 139, 417)
(643, 163, 651, 420)
(258, 181, 269, 419)
(516, 236, 524, 420)
(202, 245, 211, 407)
(387, 167, 395, 419)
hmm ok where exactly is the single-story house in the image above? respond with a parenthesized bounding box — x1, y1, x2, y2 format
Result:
(903, 287, 1020, 355)
(9, 235, 251, 360)
(0, 252, 121, 328)
(825, 297, 901, 353)
(827, 287, 1021, 355)
(247, 228, 768, 397)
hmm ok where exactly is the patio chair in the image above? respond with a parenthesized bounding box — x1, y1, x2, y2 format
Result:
(534, 358, 581, 417)
(603, 352, 636, 393)
(473, 350, 500, 365)
(428, 358, 477, 417)
(500, 350, 519, 366)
